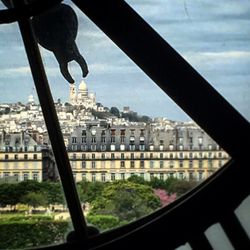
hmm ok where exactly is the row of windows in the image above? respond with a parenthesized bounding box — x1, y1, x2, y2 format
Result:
(78, 171, 207, 182)
(69, 152, 226, 160)
(2, 154, 38, 160)
(72, 159, 223, 169)
(80, 129, 145, 136)
(0, 170, 210, 183)
(3, 146, 38, 152)
(70, 143, 219, 151)
(70, 144, 145, 151)
(72, 136, 145, 144)
(73, 135, 208, 144)
(1, 152, 225, 161)
(1, 172, 40, 181)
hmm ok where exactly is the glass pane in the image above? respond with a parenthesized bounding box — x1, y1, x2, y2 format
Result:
(56, 3, 229, 232)
(126, 0, 250, 122)
(0, 20, 72, 249)
(0, 0, 231, 238)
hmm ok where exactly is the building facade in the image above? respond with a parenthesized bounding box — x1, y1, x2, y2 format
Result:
(0, 80, 230, 184)
(67, 121, 229, 182)
(0, 131, 55, 183)
(67, 150, 228, 183)
(69, 80, 96, 109)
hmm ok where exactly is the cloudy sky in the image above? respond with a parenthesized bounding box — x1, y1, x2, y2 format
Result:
(0, 0, 249, 122)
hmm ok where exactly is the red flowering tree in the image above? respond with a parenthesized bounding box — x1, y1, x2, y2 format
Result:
(154, 189, 176, 207)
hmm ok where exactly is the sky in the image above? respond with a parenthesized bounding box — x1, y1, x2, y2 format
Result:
(0, 0, 250, 122)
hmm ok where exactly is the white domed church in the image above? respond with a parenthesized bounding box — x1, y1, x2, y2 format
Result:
(69, 80, 97, 109)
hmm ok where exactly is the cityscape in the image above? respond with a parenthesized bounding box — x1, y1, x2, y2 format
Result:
(0, 1, 248, 248)
(0, 78, 231, 249)
(0, 79, 229, 183)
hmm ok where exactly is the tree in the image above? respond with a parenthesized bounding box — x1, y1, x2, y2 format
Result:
(41, 182, 65, 205)
(0, 181, 44, 208)
(77, 181, 105, 203)
(0, 183, 20, 208)
(64, 102, 74, 113)
(147, 177, 198, 197)
(169, 179, 198, 196)
(17, 180, 44, 198)
(91, 110, 111, 119)
(64, 102, 72, 106)
(110, 107, 120, 117)
(138, 115, 151, 123)
(148, 177, 166, 189)
(121, 112, 138, 122)
(121, 112, 151, 123)
(4, 107, 10, 114)
(127, 175, 147, 185)
(0, 181, 66, 209)
(90, 181, 161, 221)
(21, 192, 48, 209)
(162, 177, 180, 193)
(154, 189, 176, 207)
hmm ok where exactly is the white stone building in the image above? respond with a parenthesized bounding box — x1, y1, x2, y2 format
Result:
(69, 80, 97, 110)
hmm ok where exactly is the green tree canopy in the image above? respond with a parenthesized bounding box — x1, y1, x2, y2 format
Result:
(91, 110, 112, 119)
(110, 107, 120, 117)
(0, 183, 20, 207)
(138, 115, 151, 123)
(77, 181, 105, 203)
(4, 107, 11, 114)
(40, 181, 65, 205)
(127, 175, 147, 185)
(17, 180, 44, 195)
(168, 179, 198, 196)
(121, 112, 151, 123)
(0, 180, 65, 207)
(21, 192, 48, 208)
(90, 181, 161, 221)
(148, 177, 167, 190)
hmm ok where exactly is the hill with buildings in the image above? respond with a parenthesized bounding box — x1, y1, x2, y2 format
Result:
(0, 79, 229, 184)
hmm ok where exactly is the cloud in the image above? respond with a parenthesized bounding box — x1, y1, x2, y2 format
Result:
(183, 50, 250, 67)
(78, 30, 104, 39)
(0, 65, 64, 78)
(67, 61, 138, 76)
(202, 51, 250, 59)
(183, 50, 250, 64)
(0, 66, 31, 77)
(0, 0, 249, 122)
(126, 0, 162, 6)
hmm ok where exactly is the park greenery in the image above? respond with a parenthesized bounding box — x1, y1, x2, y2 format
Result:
(0, 177, 198, 249)
(89, 181, 161, 221)
(0, 181, 64, 208)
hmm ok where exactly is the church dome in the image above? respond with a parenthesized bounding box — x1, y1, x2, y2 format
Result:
(78, 80, 87, 92)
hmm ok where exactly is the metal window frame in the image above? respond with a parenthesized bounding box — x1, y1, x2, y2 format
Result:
(0, 0, 249, 249)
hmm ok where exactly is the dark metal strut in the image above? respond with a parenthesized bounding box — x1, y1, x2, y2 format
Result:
(72, 0, 250, 161)
(12, 0, 88, 246)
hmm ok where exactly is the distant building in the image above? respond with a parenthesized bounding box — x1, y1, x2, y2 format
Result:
(67, 120, 229, 182)
(123, 106, 130, 113)
(69, 80, 97, 110)
(0, 122, 229, 183)
(28, 94, 35, 105)
(0, 80, 230, 184)
(0, 131, 56, 182)
(68, 121, 148, 152)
